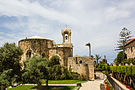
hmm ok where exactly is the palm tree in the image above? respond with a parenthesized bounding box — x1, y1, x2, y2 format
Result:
(95, 54, 101, 64)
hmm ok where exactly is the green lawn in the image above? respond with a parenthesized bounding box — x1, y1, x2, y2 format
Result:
(41, 80, 87, 84)
(8, 85, 76, 90)
(8, 80, 86, 90)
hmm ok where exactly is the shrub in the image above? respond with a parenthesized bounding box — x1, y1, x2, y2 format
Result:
(132, 66, 135, 77)
(126, 66, 132, 76)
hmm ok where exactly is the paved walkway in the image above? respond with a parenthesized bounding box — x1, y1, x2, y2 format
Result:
(80, 80, 104, 90)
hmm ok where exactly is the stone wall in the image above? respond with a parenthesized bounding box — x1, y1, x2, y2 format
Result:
(49, 47, 73, 67)
(68, 56, 94, 80)
(19, 39, 53, 62)
(125, 40, 135, 59)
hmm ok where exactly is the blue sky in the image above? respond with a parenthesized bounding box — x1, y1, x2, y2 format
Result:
(0, 0, 135, 63)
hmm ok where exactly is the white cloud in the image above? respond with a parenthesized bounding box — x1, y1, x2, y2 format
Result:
(0, 0, 78, 24)
(0, 0, 135, 63)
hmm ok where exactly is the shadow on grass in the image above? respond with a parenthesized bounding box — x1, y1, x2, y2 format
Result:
(32, 86, 75, 90)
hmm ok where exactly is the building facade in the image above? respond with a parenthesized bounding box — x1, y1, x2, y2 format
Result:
(19, 26, 73, 67)
(19, 26, 94, 80)
(125, 38, 135, 59)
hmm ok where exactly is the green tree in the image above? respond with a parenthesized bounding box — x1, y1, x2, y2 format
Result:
(114, 51, 127, 65)
(116, 27, 131, 61)
(48, 55, 62, 80)
(0, 43, 23, 72)
(48, 55, 60, 67)
(95, 54, 101, 64)
(22, 56, 48, 86)
(48, 55, 73, 80)
(0, 43, 23, 89)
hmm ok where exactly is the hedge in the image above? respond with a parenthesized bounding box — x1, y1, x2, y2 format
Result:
(105, 65, 135, 77)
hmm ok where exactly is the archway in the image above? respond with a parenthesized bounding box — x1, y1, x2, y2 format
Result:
(26, 50, 32, 58)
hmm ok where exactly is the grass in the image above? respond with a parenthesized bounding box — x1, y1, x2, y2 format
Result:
(8, 85, 76, 90)
(41, 80, 87, 84)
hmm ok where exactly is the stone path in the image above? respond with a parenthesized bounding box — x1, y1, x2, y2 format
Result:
(80, 80, 104, 90)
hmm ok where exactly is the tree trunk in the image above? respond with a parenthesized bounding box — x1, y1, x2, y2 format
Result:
(46, 79, 48, 87)
(0, 86, 6, 90)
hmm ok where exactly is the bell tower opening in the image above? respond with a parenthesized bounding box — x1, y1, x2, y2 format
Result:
(65, 34, 68, 43)
(62, 25, 71, 44)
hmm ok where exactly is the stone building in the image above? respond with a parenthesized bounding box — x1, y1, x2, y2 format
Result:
(68, 56, 94, 80)
(19, 26, 73, 67)
(125, 38, 135, 59)
(19, 26, 94, 80)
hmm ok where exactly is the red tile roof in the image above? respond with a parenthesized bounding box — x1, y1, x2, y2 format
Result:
(126, 38, 135, 45)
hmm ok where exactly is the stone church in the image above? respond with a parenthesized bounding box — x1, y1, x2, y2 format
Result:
(19, 26, 94, 80)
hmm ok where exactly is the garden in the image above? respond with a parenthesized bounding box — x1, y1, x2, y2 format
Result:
(0, 43, 86, 90)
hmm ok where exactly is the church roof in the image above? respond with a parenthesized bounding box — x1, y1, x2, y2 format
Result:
(19, 35, 53, 42)
(126, 38, 135, 46)
(28, 36, 46, 39)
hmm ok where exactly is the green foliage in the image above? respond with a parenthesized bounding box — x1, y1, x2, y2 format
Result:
(117, 66, 122, 73)
(95, 54, 101, 64)
(48, 55, 75, 80)
(0, 43, 23, 88)
(121, 66, 126, 73)
(41, 80, 86, 84)
(113, 66, 117, 72)
(22, 55, 78, 85)
(70, 72, 80, 80)
(22, 56, 48, 85)
(48, 55, 60, 67)
(61, 67, 72, 80)
(8, 85, 76, 90)
(102, 71, 106, 74)
(0, 43, 23, 72)
(126, 66, 132, 76)
(49, 65, 62, 80)
(116, 27, 131, 51)
(114, 51, 127, 65)
(124, 58, 135, 65)
(132, 66, 135, 76)
(0, 69, 12, 88)
(109, 65, 135, 77)
(0, 69, 18, 89)
(95, 64, 106, 71)
(105, 66, 110, 71)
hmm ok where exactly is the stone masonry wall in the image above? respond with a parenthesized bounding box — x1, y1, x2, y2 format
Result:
(49, 47, 73, 67)
(68, 57, 94, 80)
(19, 39, 53, 62)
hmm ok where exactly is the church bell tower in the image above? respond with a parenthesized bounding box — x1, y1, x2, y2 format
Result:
(62, 25, 71, 44)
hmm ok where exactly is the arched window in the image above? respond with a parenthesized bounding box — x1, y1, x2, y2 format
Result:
(26, 50, 32, 58)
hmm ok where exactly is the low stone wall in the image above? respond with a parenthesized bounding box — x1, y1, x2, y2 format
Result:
(107, 75, 128, 90)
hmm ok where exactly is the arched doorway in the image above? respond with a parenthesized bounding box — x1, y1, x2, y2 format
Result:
(26, 50, 32, 58)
